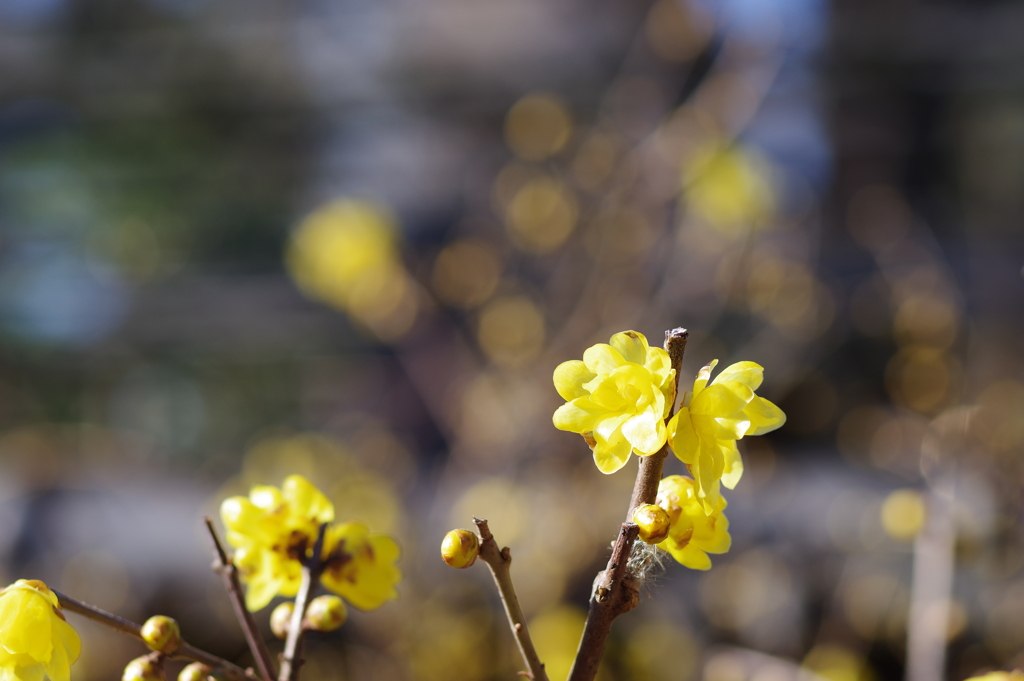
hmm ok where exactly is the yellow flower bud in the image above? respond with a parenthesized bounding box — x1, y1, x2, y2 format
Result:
(123, 656, 165, 681)
(141, 615, 181, 654)
(306, 595, 348, 632)
(633, 504, 671, 544)
(178, 663, 211, 681)
(441, 529, 480, 568)
(270, 601, 295, 640)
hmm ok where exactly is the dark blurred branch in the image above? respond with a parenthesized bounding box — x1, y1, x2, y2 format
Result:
(55, 590, 256, 681)
(278, 523, 328, 681)
(473, 517, 549, 681)
(204, 517, 277, 681)
(569, 327, 688, 681)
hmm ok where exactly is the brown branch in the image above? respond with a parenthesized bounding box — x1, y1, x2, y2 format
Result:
(570, 327, 689, 681)
(54, 591, 256, 681)
(204, 518, 278, 681)
(625, 328, 688, 521)
(278, 523, 328, 681)
(473, 517, 549, 681)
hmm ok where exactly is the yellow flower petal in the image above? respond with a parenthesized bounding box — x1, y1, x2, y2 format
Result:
(553, 360, 597, 401)
(690, 383, 752, 419)
(552, 398, 602, 433)
(592, 429, 632, 474)
(283, 475, 335, 525)
(712, 361, 764, 391)
(692, 359, 719, 397)
(621, 411, 665, 455)
(608, 331, 649, 365)
(582, 343, 625, 374)
(668, 409, 699, 464)
(720, 440, 744, 489)
(742, 396, 786, 435)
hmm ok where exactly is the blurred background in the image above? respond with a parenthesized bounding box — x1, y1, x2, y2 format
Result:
(0, 0, 1022, 679)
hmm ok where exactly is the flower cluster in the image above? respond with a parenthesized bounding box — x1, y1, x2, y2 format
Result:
(0, 580, 81, 681)
(552, 331, 785, 570)
(668, 359, 785, 512)
(552, 331, 676, 473)
(220, 474, 401, 613)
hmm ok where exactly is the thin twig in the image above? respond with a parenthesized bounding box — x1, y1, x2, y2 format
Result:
(54, 590, 256, 681)
(279, 523, 328, 681)
(569, 327, 689, 681)
(625, 328, 688, 520)
(473, 517, 549, 681)
(204, 517, 277, 681)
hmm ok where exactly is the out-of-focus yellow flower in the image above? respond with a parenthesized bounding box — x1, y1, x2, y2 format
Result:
(683, 141, 774, 234)
(286, 199, 418, 340)
(222, 476, 401, 614)
(553, 331, 676, 474)
(321, 522, 401, 611)
(0, 579, 82, 681)
(667, 360, 784, 512)
(655, 476, 730, 570)
(220, 475, 335, 611)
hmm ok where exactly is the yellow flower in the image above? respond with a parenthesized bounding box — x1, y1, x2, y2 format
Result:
(220, 475, 335, 611)
(321, 522, 401, 611)
(221, 475, 401, 613)
(0, 579, 82, 681)
(553, 331, 676, 473)
(655, 476, 730, 570)
(667, 360, 785, 512)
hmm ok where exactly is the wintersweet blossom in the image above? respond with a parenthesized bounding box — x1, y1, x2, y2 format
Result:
(667, 360, 785, 512)
(552, 331, 676, 474)
(221, 475, 400, 613)
(655, 476, 731, 570)
(0, 579, 81, 681)
(221, 474, 336, 610)
(320, 522, 401, 611)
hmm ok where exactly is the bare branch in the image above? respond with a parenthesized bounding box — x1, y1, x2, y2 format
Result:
(55, 590, 256, 681)
(473, 518, 549, 681)
(278, 522, 328, 681)
(204, 517, 277, 681)
(570, 327, 688, 681)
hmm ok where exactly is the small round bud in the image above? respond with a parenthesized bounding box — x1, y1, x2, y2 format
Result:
(441, 529, 480, 568)
(177, 663, 211, 681)
(305, 595, 348, 632)
(123, 656, 165, 681)
(141, 615, 181, 654)
(632, 504, 671, 544)
(270, 602, 295, 640)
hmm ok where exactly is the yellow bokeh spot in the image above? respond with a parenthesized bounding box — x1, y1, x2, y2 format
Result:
(893, 293, 959, 349)
(885, 346, 960, 415)
(504, 93, 573, 161)
(880, 489, 926, 541)
(529, 605, 594, 681)
(624, 621, 697, 681)
(286, 199, 418, 341)
(452, 478, 529, 544)
(431, 239, 501, 309)
(684, 141, 774, 234)
(802, 645, 873, 681)
(506, 177, 578, 254)
(477, 296, 545, 368)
